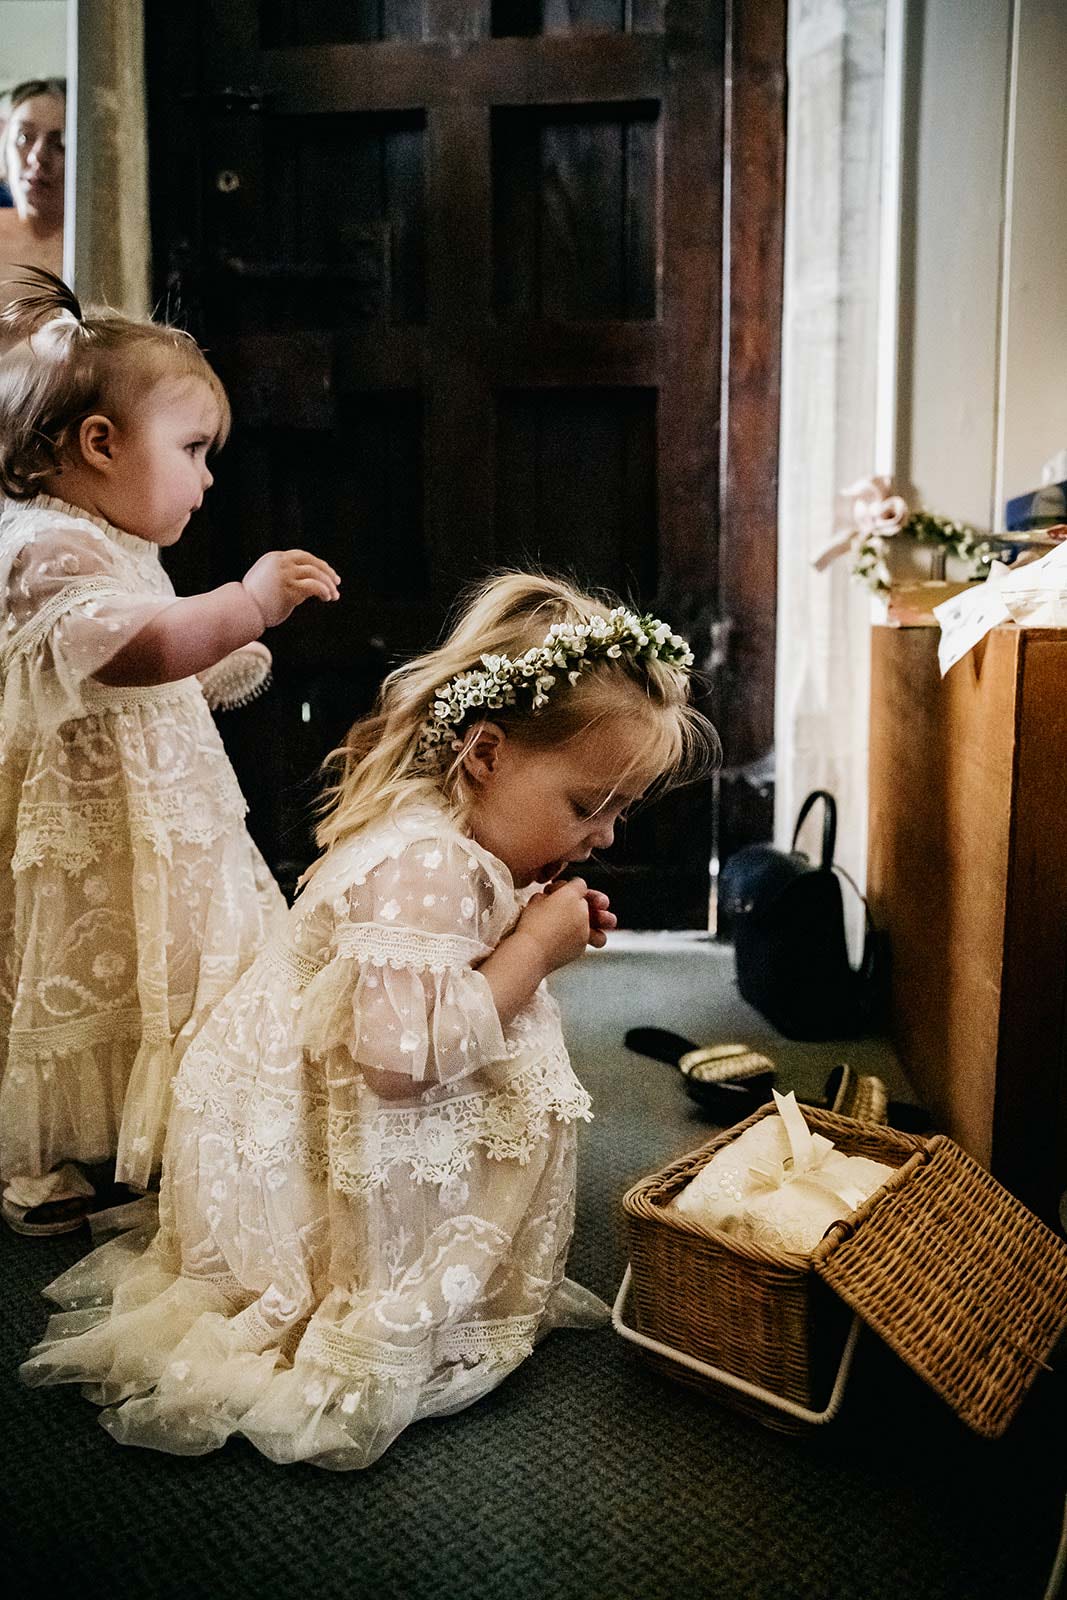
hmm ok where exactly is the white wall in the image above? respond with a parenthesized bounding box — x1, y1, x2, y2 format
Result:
(899, 0, 1011, 530)
(774, 0, 888, 948)
(899, 0, 1067, 527)
(998, 0, 1067, 504)
(0, 2, 68, 92)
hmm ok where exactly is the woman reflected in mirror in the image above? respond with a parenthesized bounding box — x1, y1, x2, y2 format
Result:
(0, 78, 67, 308)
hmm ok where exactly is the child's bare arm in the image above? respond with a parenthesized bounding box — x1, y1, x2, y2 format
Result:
(95, 550, 340, 687)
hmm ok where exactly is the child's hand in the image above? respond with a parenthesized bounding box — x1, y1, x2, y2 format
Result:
(241, 550, 341, 628)
(514, 877, 596, 975)
(583, 887, 617, 949)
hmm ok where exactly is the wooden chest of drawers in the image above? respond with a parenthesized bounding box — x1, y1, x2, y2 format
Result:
(867, 624, 1067, 1224)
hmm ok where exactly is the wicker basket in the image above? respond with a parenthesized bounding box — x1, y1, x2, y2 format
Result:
(617, 1102, 1067, 1438)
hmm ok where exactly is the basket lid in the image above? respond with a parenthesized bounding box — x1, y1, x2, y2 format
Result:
(812, 1135, 1067, 1438)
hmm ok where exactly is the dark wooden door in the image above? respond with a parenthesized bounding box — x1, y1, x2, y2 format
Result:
(146, 0, 784, 923)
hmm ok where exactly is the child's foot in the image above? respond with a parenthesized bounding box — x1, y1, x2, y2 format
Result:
(1, 1165, 95, 1236)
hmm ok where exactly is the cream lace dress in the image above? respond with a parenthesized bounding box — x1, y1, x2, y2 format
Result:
(21, 799, 607, 1469)
(0, 496, 284, 1188)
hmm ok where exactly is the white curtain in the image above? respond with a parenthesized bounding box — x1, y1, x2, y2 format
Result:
(72, 0, 149, 314)
(774, 0, 890, 955)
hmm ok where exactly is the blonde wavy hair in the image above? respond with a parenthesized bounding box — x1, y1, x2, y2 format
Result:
(0, 266, 231, 499)
(312, 571, 718, 865)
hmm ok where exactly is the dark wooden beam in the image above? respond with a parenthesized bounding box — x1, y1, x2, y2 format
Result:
(657, 0, 725, 596)
(484, 321, 662, 385)
(251, 34, 667, 114)
(424, 101, 496, 592)
(718, 0, 785, 764)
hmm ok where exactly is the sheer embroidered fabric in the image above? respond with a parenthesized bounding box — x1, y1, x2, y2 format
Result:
(0, 497, 284, 1185)
(22, 804, 608, 1468)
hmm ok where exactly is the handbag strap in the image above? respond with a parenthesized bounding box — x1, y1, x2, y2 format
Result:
(791, 789, 837, 869)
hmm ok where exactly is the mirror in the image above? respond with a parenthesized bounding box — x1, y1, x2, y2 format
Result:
(0, 0, 72, 304)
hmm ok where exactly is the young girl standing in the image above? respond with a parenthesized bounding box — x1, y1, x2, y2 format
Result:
(22, 571, 708, 1469)
(0, 268, 340, 1232)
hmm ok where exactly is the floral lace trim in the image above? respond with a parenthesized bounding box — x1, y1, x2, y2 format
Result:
(301, 1322, 433, 1385)
(12, 778, 249, 872)
(438, 1314, 538, 1365)
(80, 678, 200, 712)
(332, 922, 488, 973)
(0, 578, 127, 665)
(262, 923, 490, 995)
(262, 938, 324, 991)
(300, 1312, 540, 1384)
(191, 1269, 253, 1311)
(5, 1008, 168, 1063)
(230, 1302, 290, 1356)
(173, 1039, 592, 1195)
(22, 497, 168, 583)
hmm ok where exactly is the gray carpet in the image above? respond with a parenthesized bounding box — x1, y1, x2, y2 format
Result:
(2, 935, 1064, 1599)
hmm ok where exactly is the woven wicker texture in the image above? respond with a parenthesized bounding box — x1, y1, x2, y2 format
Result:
(622, 1104, 926, 1428)
(623, 1101, 1067, 1439)
(814, 1135, 1067, 1438)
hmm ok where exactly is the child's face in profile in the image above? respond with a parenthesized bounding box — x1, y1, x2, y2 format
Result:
(101, 376, 221, 546)
(466, 719, 646, 888)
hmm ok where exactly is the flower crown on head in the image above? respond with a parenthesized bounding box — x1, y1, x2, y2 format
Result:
(418, 606, 694, 761)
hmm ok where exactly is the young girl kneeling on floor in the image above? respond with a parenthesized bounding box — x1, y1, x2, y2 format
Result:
(0, 268, 340, 1234)
(22, 571, 709, 1469)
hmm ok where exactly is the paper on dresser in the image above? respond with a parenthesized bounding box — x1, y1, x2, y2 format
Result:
(933, 542, 1067, 675)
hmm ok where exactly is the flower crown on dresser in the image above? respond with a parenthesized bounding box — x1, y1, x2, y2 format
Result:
(417, 607, 694, 761)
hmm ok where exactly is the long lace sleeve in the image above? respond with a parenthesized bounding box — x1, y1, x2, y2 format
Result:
(0, 523, 173, 737)
(301, 836, 510, 1088)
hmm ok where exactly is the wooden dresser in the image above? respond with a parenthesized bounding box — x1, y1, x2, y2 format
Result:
(867, 623, 1067, 1225)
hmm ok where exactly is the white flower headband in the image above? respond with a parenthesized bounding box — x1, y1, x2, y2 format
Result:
(418, 606, 694, 761)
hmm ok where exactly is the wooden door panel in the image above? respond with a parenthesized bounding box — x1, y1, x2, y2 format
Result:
(146, 0, 784, 926)
(204, 110, 425, 330)
(221, 401, 430, 621)
(495, 2, 664, 36)
(492, 102, 659, 320)
(260, 1, 425, 49)
(494, 387, 657, 596)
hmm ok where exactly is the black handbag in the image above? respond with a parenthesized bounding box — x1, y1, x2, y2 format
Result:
(718, 790, 885, 1041)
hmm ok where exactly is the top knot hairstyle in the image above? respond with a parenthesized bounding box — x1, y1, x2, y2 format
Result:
(311, 571, 719, 862)
(0, 266, 231, 499)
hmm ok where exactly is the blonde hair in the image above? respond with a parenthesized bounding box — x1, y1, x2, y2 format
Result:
(0, 266, 231, 499)
(313, 571, 718, 862)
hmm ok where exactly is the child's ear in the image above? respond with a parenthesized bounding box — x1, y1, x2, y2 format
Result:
(462, 722, 506, 785)
(76, 414, 118, 472)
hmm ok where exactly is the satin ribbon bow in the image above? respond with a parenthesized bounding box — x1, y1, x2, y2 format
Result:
(811, 475, 911, 573)
(746, 1089, 869, 1213)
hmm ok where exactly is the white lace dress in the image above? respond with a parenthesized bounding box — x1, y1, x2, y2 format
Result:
(21, 800, 607, 1469)
(0, 496, 284, 1187)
